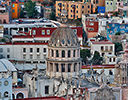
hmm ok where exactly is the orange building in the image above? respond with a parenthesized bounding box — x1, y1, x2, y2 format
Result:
(12, 2, 24, 19)
(56, 1, 92, 19)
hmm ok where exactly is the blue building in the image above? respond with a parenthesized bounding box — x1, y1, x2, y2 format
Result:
(98, 6, 105, 13)
(107, 23, 128, 41)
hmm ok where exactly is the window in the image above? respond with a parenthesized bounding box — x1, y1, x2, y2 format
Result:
(12, 9, 14, 12)
(30, 55, 33, 59)
(52, 50, 54, 57)
(73, 29, 77, 34)
(37, 55, 40, 59)
(56, 50, 59, 57)
(109, 53, 112, 54)
(0, 55, 3, 59)
(113, 58, 115, 62)
(74, 64, 76, 71)
(68, 50, 70, 57)
(4, 81, 9, 86)
(4, 91, 9, 98)
(88, 5, 90, 8)
(68, 64, 71, 72)
(42, 30, 45, 35)
(63, 4, 64, 6)
(33, 30, 36, 35)
(82, 6, 84, 8)
(110, 46, 113, 51)
(109, 70, 113, 75)
(77, 6, 78, 8)
(82, 11, 84, 13)
(30, 48, 33, 52)
(88, 11, 89, 13)
(44, 48, 46, 53)
(62, 50, 65, 58)
(109, 58, 111, 62)
(73, 50, 75, 57)
(101, 46, 104, 51)
(45, 86, 49, 94)
(23, 54, 26, 59)
(7, 55, 10, 58)
(61, 64, 65, 72)
(71, 15, 72, 17)
(0, 48, 3, 52)
(13, 4, 15, 7)
(111, 3, 112, 5)
(89, 23, 94, 25)
(71, 10, 72, 12)
(107, 2, 108, 5)
(105, 46, 108, 51)
(7, 48, 10, 52)
(37, 48, 40, 52)
(56, 64, 59, 72)
(47, 30, 50, 35)
(76, 11, 78, 13)
(102, 53, 104, 56)
(23, 48, 26, 53)
(0, 92, 1, 98)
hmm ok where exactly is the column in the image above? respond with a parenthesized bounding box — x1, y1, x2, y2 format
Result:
(75, 49, 77, 59)
(8, 28, 10, 35)
(71, 50, 73, 58)
(54, 49, 56, 58)
(71, 63, 74, 72)
(50, 49, 51, 58)
(65, 50, 68, 59)
(65, 63, 68, 72)
(59, 50, 62, 59)
(59, 63, 61, 73)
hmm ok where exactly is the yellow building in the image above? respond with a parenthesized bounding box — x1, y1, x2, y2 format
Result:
(56, 1, 92, 19)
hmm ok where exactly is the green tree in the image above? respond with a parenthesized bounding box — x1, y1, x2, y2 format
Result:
(50, 11, 56, 20)
(92, 51, 103, 65)
(114, 42, 123, 55)
(24, 0, 38, 18)
(115, 31, 121, 35)
(80, 49, 91, 64)
(20, 9, 24, 18)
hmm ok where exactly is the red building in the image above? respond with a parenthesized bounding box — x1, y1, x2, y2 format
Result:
(85, 17, 99, 39)
(15, 96, 66, 100)
(14, 26, 83, 46)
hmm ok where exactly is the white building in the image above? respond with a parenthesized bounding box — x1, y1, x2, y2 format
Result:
(0, 59, 17, 85)
(90, 40, 116, 64)
(0, 43, 48, 63)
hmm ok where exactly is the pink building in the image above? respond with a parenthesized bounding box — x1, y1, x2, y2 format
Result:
(0, 12, 9, 24)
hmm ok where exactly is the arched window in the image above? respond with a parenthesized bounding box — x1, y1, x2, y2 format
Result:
(0, 92, 1, 98)
(16, 93, 24, 99)
(74, 64, 76, 72)
(109, 58, 111, 62)
(56, 50, 59, 57)
(52, 50, 54, 57)
(4, 91, 9, 97)
(73, 50, 75, 57)
(68, 50, 70, 57)
(68, 64, 71, 72)
(61, 64, 65, 72)
(62, 50, 65, 58)
(12, 93, 15, 99)
(56, 63, 59, 72)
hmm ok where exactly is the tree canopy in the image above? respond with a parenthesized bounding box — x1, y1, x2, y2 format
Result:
(92, 51, 103, 65)
(114, 42, 123, 55)
(50, 11, 56, 20)
(80, 49, 91, 64)
(24, 0, 38, 18)
(115, 31, 121, 35)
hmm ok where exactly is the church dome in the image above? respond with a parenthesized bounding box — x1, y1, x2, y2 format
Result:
(48, 24, 80, 47)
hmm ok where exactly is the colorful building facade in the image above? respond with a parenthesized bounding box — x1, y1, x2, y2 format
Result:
(98, 6, 105, 13)
(56, 1, 92, 19)
(12, 2, 24, 19)
(105, 0, 117, 12)
(107, 23, 128, 41)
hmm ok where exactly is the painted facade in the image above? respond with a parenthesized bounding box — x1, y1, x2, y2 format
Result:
(97, 6, 105, 13)
(107, 23, 128, 41)
(105, 0, 117, 12)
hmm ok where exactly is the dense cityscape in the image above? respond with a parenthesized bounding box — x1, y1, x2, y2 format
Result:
(0, 0, 128, 100)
